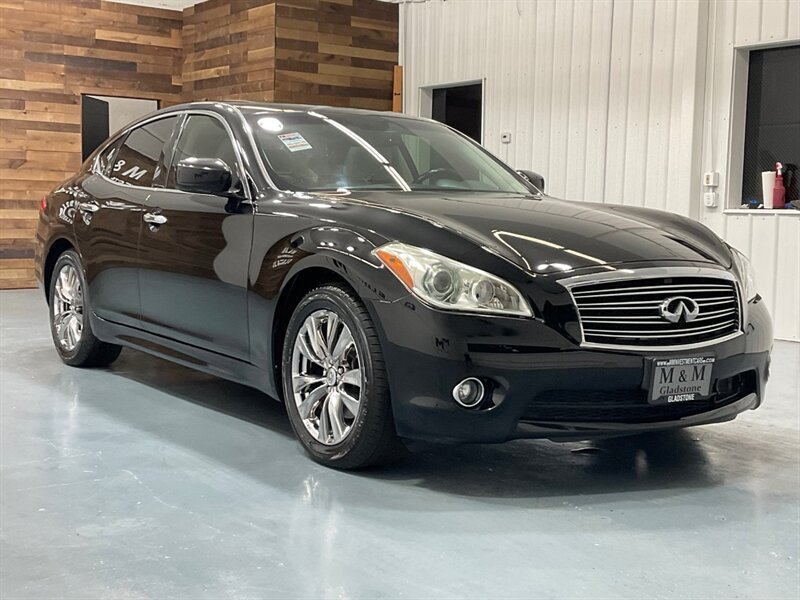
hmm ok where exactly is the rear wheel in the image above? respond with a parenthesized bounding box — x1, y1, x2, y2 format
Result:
(282, 283, 403, 469)
(48, 250, 122, 368)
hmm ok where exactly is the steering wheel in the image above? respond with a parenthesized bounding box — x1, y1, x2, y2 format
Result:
(411, 167, 462, 185)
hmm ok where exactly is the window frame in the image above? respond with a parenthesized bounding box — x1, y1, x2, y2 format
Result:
(93, 114, 181, 190)
(726, 39, 800, 213)
(163, 111, 249, 195)
(418, 78, 485, 145)
(91, 109, 251, 201)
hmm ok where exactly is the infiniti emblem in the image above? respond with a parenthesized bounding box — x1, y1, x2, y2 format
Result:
(659, 296, 700, 324)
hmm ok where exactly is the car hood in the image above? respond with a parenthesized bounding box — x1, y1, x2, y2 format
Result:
(337, 191, 732, 273)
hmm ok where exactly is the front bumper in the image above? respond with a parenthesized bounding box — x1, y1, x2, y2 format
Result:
(371, 294, 773, 444)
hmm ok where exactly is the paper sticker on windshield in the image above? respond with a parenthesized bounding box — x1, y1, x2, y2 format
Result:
(278, 132, 312, 152)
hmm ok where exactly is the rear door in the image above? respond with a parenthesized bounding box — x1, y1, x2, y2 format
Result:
(137, 112, 253, 360)
(75, 115, 180, 327)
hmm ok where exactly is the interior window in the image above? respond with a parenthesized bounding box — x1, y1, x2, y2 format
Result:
(111, 116, 178, 188)
(741, 44, 800, 208)
(168, 115, 239, 188)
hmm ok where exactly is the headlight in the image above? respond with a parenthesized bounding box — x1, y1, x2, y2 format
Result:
(374, 242, 532, 317)
(730, 246, 757, 301)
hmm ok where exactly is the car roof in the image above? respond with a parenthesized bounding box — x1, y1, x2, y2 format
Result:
(157, 100, 425, 121)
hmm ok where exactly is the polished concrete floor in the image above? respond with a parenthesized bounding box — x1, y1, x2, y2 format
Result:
(1, 289, 798, 599)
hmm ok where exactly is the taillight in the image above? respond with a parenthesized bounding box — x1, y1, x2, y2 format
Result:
(39, 196, 47, 214)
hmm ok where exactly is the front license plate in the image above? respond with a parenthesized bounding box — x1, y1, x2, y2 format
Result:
(648, 356, 716, 405)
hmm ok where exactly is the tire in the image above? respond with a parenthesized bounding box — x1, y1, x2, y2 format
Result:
(48, 249, 122, 368)
(281, 283, 404, 469)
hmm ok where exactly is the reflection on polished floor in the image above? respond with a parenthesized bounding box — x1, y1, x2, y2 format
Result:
(1, 289, 798, 599)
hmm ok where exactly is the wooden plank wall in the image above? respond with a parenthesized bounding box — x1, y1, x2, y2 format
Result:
(182, 0, 398, 109)
(0, 0, 399, 290)
(273, 0, 398, 110)
(182, 0, 276, 102)
(0, 0, 183, 289)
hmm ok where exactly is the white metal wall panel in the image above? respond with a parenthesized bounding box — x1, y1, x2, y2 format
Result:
(602, 0, 706, 217)
(774, 218, 800, 340)
(583, 2, 614, 203)
(602, 0, 633, 206)
(699, 0, 800, 341)
(617, 0, 657, 210)
(400, 0, 800, 340)
(402, 0, 615, 201)
(529, 1, 559, 191)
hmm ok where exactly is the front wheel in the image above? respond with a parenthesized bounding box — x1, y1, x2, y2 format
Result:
(281, 283, 403, 469)
(48, 250, 122, 368)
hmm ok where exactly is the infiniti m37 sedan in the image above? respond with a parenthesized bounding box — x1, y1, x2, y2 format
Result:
(35, 102, 772, 469)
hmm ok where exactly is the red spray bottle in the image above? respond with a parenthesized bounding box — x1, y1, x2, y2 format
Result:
(773, 162, 786, 209)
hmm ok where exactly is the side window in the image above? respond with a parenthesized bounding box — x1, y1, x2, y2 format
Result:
(111, 116, 179, 187)
(167, 115, 239, 188)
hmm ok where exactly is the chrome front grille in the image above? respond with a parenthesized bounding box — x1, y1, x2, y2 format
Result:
(560, 270, 742, 349)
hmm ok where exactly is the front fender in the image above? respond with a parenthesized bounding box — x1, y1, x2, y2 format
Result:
(247, 223, 408, 396)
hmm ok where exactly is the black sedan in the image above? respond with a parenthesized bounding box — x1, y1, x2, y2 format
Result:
(35, 102, 772, 468)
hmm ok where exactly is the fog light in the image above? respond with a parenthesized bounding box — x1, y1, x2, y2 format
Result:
(452, 377, 485, 408)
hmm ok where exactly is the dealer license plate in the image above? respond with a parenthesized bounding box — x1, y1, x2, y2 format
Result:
(648, 356, 716, 405)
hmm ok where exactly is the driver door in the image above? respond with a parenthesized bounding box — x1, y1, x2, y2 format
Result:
(137, 113, 253, 360)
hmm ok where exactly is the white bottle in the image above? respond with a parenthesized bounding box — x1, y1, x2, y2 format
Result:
(762, 170, 776, 209)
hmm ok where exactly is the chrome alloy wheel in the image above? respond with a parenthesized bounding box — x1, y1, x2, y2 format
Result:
(52, 263, 84, 352)
(291, 309, 363, 445)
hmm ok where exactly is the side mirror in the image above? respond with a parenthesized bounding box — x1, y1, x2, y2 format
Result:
(516, 169, 545, 193)
(175, 157, 233, 195)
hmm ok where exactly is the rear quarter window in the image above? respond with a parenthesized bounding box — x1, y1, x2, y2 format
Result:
(110, 116, 179, 188)
(94, 137, 123, 176)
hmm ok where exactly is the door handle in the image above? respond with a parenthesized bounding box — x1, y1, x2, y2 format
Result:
(78, 202, 99, 213)
(143, 212, 167, 226)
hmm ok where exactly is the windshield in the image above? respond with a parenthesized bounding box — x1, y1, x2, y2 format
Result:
(245, 109, 532, 194)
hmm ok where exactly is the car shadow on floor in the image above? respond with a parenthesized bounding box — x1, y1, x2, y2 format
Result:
(89, 348, 730, 501)
(106, 348, 295, 438)
(366, 429, 723, 500)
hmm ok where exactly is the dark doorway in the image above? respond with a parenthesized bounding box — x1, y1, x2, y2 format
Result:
(81, 96, 109, 161)
(431, 83, 482, 143)
(81, 95, 159, 160)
